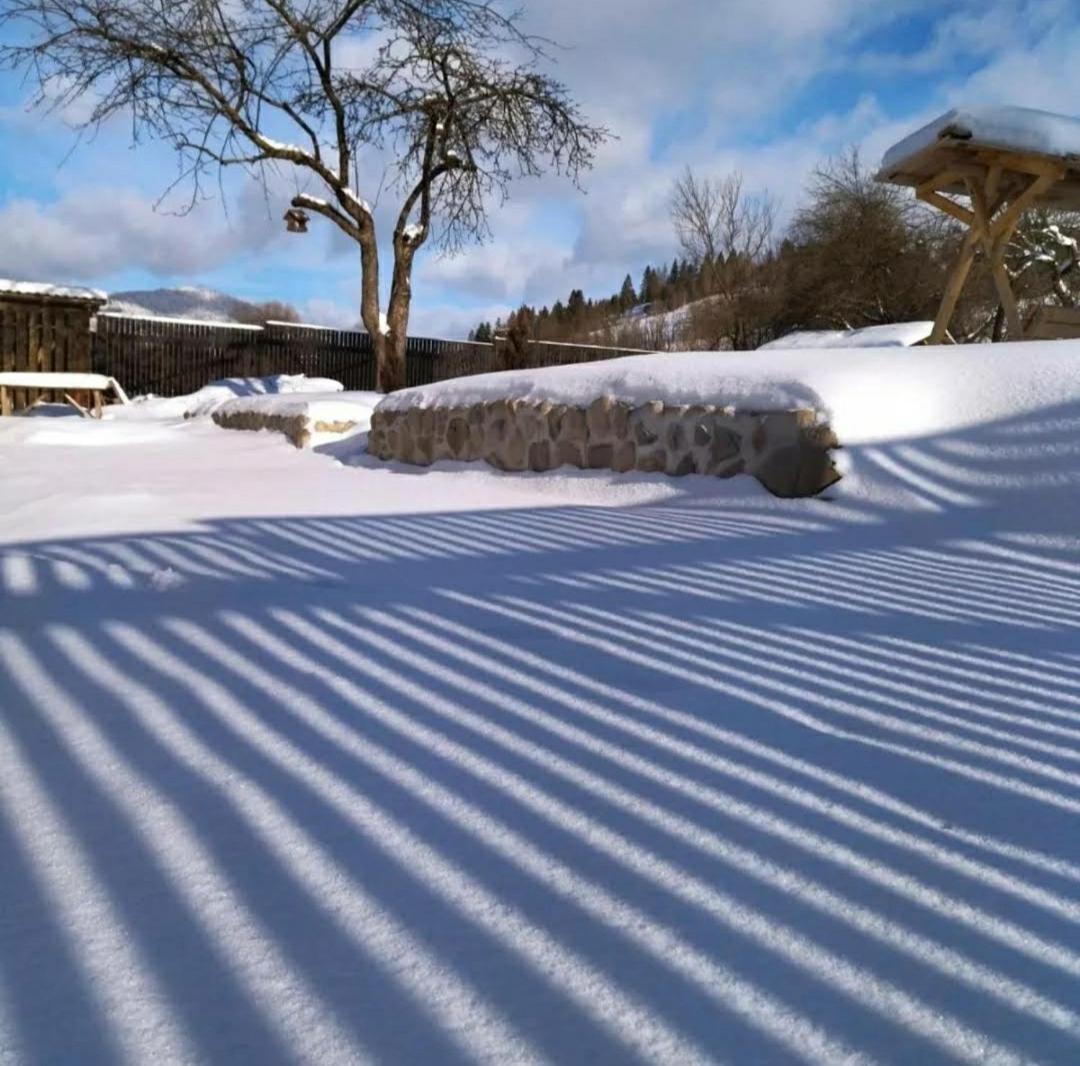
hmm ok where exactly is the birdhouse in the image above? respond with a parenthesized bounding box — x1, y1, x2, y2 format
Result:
(284, 207, 309, 234)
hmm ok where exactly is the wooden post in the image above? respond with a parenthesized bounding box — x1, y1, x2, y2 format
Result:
(929, 229, 979, 344)
(0, 385, 10, 417)
(923, 157, 1065, 344)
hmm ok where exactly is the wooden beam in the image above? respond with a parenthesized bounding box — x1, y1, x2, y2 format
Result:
(930, 228, 980, 344)
(964, 172, 1026, 341)
(0, 385, 10, 417)
(976, 150, 1068, 181)
(63, 392, 91, 418)
(990, 171, 1060, 240)
(990, 256, 1023, 340)
(917, 187, 975, 227)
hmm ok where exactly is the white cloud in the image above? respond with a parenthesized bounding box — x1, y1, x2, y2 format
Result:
(0, 172, 298, 283)
(4, 0, 1080, 336)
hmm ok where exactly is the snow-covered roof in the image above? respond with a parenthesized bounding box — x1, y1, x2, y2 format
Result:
(877, 106, 1080, 207)
(882, 107, 1080, 171)
(759, 322, 933, 351)
(0, 279, 107, 304)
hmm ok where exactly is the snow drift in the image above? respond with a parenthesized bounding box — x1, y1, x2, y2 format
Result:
(379, 339, 1080, 446)
(113, 374, 344, 420)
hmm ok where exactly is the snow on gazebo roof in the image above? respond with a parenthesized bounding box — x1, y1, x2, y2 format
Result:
(0, 279, 108, 305)
(877, 105, 1080, 208)
(759, 322, 933, 351)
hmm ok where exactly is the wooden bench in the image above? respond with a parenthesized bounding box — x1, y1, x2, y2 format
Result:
(0, 371, 130, 417)
(1024, 304, 1080, 341)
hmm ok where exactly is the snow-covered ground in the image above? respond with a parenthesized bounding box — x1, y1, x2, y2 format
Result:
(2, 342, 1080, 1064)
(117, 374, 347, 420)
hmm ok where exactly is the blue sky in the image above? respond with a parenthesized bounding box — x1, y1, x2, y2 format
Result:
(2, 0, 1079, 336)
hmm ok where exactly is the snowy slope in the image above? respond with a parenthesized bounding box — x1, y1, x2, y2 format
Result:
(2, 343, 1080, 1064)
(106, 286, 258, 323)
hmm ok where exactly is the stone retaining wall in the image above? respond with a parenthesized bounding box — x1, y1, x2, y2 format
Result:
(368, 397, 840, 497)
(212, 409, 358, 449)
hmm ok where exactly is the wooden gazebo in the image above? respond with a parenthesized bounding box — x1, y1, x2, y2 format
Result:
(876, 106, 1080, 343)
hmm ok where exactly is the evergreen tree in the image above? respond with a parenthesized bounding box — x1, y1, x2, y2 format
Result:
(567, 288, 587, 320)
(640, 266, 654, 305)
(619, 274, 636, 310)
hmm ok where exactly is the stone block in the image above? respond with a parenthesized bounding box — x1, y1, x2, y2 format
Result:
(636, 448, 667, 473)
(557, 406, 587, 441)
(586, 396, 613, 438)
(669, 452, 697, 477)
(557, 439, 584, 468)
(612, 440, 636, 473)
(707, 426, 740, 467)
(493, 428, 527, 471)
(610, 402, 631, 439)
(446, 417, 469, 457)
(587, 442, 614, 469)
(529, 439, 553, 471)
(630, 401, 663, 445)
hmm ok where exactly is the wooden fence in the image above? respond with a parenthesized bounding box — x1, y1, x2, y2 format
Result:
(2, 307, 654, 409)
(89, 317, 650, 397)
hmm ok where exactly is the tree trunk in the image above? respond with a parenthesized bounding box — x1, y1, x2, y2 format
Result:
(357, 229, 407, 393)
(381, 238, 415, 394)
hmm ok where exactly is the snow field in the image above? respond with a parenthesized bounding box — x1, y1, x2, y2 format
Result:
(1, 342, 1080, 1062)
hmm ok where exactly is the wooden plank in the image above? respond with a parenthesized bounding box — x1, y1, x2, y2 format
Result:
(930, 229, 979, 344)
(1025, 304, 1080, 340)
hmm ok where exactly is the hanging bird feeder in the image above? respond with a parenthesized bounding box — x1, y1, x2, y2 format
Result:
(284, 206, 310, 234)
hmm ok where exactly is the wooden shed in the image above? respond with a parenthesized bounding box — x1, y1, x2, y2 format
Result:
(0, 280, 107, 411)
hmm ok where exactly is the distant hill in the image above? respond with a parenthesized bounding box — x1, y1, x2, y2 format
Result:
(105, 286, 298, 325)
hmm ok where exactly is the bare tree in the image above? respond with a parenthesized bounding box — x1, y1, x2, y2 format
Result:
(783, 148, 950, 331)
(668, 166, 776, 349)
(1, 0, 607, 390)
(670, 166, 776, 291)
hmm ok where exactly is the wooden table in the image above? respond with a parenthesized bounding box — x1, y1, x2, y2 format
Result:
(0, 371, 130, 417)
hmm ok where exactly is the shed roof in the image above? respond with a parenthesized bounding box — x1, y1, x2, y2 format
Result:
(0, 280, 108, 306)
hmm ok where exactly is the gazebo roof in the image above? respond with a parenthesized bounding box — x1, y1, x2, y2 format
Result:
(876, 105, 1080, 209)
(0, 279, 108, 306)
